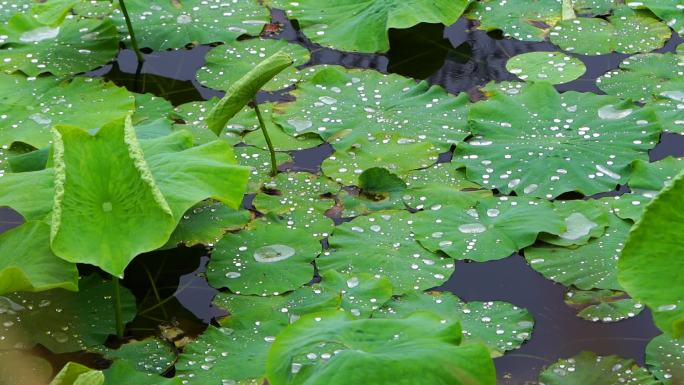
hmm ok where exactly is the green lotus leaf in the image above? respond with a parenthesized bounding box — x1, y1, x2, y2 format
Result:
(479, 80, 526, 98)
(573, 0, 617, 16)
(0, 13, 119, 76)
(198, 38, 310, 92)
(73, 0, 115, 19)
(619, 168, 684, 337)
(564, 288, 644, 323)
(111, 0, 270, 50)
(646, 334, 684, 384)
(0, 274, 136, 353)
(336, 167, 408, 216)
(0, 0, 31, 23)
(207, 218, 321, 296)
(90, 337, 176, 375)
(415, 196, 564, 262)
(243, 118, 322, 151)
(266, 310, 496, 385)
(164, 201, 251, 248)
(458, 82, 661, 198)
(465, 0, 565, 41)
(629, 157, 684, 196)
(323, 210, 455, 294)
(550, 7, 671, 55)
(506, 51, 586, 84)
(132, 93, 175, 126)
(0, 75, 135, 149)
(629, 0, 684, 34)
(0, 350, 52, 385)
(527, 213, 629, 291)
(649, 96, 684, 134)
(104, 361, 181, 385)
(538, 199, 610, 247)
(538, 351, 659, 384)
(317, 270, 393, 318)
(173, 99, 243, 145)
(322, 134, 439, 186)
(235, 146, 292, 193)
(5, 145, 50, 173)
(377, 291, 534, 357)
(401, 163, 490, 210)
(607, 193, 652, 222)
(0, 168, 53, 220)
(0, 221, 78, 295)
(273, 66, 470, 152)
(50, 362, 104, 385)
(253, 172, 337, 239)
(266, 0, 470, 53)
(50, 118, 249, 277)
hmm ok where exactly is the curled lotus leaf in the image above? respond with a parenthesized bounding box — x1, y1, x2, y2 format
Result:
(457, 82, 661, 198)
(415, 196, 564, 262)
(537, 351, 660, 384)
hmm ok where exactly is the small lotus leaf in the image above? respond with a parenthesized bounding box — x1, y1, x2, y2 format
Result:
(506, 52, 586, 84)
(538, 351, 659, 384)
(646, 334, 684, 384)
(465, 0, 565, 41)
(564, 288, 644, 323)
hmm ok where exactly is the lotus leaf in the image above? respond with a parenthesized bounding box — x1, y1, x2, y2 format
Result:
(91, 337, 176, 374)
(506, 52, 586, 84)
(0, 0, 31, 23)
(402, 163, 490, 210)
(235, 146, 292, 193)
(465, 0, 566, 41)
(646, 334, 684, 384)
(628, 0, 684, 34)
(50, 362, 104, 385)
(629, 157, 684, 196)
(564, 288, 644, 323)
(538, 351, 659, 384)
(164, 201, 251, 248)
(573, 0, 618, 16)
(538, 200, 610, 247)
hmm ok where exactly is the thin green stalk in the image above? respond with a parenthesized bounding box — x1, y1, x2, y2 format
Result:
(118, 0, 145, 63)
(142, 264, 168, 319)
(112, 276, 124, 339)
(253, 99, 278, 176)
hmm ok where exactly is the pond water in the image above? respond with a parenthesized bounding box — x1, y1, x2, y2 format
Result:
(2, 9, 682, 384)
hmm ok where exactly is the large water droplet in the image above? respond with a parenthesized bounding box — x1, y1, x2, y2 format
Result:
(598, 105, 633, 120)
(560, 213, 598, 240)
(458, 223, 487, 234)
(20, 27, 60, 42)
(287, 119, 313, 132)
(253, 244, 295, 263)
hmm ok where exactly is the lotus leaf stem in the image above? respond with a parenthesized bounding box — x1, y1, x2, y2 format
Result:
(119, 0, 145, 63)
(112, 276, 125, 339)
(253, 99, 278, 177)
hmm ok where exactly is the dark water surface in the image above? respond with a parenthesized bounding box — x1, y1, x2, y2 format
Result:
(3, 10, 684, 384)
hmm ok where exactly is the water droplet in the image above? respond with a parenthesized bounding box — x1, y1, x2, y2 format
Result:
(20, 27, 60, 42)
(177, 14, 192, 24)
(346, 277, 359, 288)
(253, 244, 295, 263)
(560, 213, 598, 240)
(657, 304, 677, 312)
(598, 105, 633, 120)
(287, 119, 313, 132)
(458, 223, 487, 234)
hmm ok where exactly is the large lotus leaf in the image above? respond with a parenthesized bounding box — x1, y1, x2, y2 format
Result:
(629, 157, 684, 196)
(322, 134, 439, 186)
(0, 274, 136, 353)
(619, 168, 684, 337)
(550, 7, 671, 55)
(0, 1, 31, 23)
(538, 199, 610, 247)
(317, 270, 393, 318)
(164, 201, 251, 248)
(132, 93, 175, 126)
(458, 82, 661, 198)
(465, 0, 564, 41)
(629, 0, 684, 34)
(104, 361, 181, 385)
(0, 350, 52, 385)
(564, 288, 644, 323)
(506, 52, 586, 84)
(646, 334, 684, 384)
(401, 163, 490, 210)
(198, 38, 310, 92)
(607, 193, 652, 222)
(538, 351, 659, 384)
(90, 337, 175, 375)
(253, 172, 337, 239)
(173, 99, 239, 143)
(111, 0, 269, 50)
(0, 168, 53, 220)
(0, 14, 118, 76)
(243, 121, 323, 151)
(0, 222, 78, 295)
(207, 218, 321, 296)
(266, 0, 469, 53)
(236, 146, 292, 193)
(650, 96, 684, 134)
(573, 0, 617, 16)
(0, 75, 135, 149)
(266, 310, 496, 385)
(527, 214, 629, 291)
(322, 210, 455, 294)
(273, 66, 470, 152)
(415, 197, 564, 262)
(377, 291, 534, 357)
(50, 119, 249, 277)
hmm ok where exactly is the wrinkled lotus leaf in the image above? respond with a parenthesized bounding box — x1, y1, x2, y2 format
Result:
(0, 0, 31, 23)
(274, 66, 470, 151)
(0, 221, 78, 295)
(550, 7, 671, 55)
(266, 0, 470, 53)
(526, 214, 629, 291)
(103, 361, 182, 385)
(646, 334, 684, 384)
(465, 0, 564, 41)
(0, 274, 136, 353)
(112, 0, 270, 50)
(402, 163, 490, 210)
(564, 288, 644, 323)
(573, 0, 617, 16)
(630, 157, 684, 196)
(198, 38, 310, 92)
(50, 362, 104, 385)
(538, 351, 659, 384)
(90, 337, 176, 375)
(266, 310, 496, 385)
(253, 172, 337, 239)
(0, 75, 135, 149)
(377, 291, 534, 357)
(236, 146, 291, 193)
(50, 119, 249, 277)
(207, 218, 321, 296)
(336, 167, 407, 217)
(538, 200, 610, 247)
(458, 82, 660, 198)
(0, 350, 52, 385)
(415, 197, 563, 262)
(322, 134, 439, 186)
(0, 14, 118, 76)
(619, 169, 684, 337)
(506, 52, 586, 84)
(323, 210, 455, 294)
(164, 201, 251, 248)
(629, 0, 684, 34)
